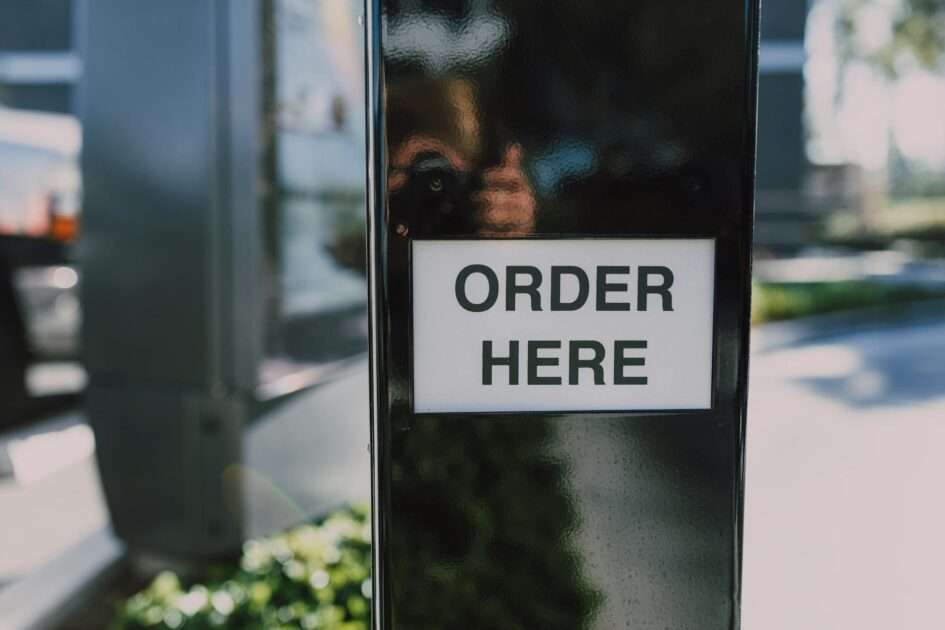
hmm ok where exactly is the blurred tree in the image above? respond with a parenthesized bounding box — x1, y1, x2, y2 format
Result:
(837, 0, 945, 77)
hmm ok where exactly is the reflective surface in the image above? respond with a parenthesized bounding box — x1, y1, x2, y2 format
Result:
(370, 0, 758, 628)
(267, 0, 368, 364)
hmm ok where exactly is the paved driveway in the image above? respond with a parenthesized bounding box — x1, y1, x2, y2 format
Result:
(743, 316, 945, 630)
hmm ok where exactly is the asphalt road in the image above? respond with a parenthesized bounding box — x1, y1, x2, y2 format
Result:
(2, 315, 944, 629)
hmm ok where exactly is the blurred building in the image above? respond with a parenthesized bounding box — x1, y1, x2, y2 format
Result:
(0, 0, 81, 114)
(756, 0, 811, 250)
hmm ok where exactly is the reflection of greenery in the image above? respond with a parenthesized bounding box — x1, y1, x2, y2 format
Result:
(753, 281, 945, 324)
(389, 417, 600, 629)
(112, 506, 371, 630)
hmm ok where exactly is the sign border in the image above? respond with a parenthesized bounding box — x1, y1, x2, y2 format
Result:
(407, 235, 720, 417)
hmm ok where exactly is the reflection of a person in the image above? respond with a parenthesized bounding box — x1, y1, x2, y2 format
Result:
(387, 79, 535, 237)
(382, 73, 599, 629)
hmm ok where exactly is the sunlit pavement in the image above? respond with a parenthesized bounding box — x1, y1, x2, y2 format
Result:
(743, 316, 945, 630)
(0, 413, 105, 586)
(2, 315, 945, 630)
(0, 365, 371, 590)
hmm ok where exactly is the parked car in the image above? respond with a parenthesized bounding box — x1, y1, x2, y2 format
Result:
(0, 107, 82, 425)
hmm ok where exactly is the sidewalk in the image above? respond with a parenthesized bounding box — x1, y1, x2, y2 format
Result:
(743, 316, 945, 630)
(0, 360, 370, 592)
(0, 411, 106, 588)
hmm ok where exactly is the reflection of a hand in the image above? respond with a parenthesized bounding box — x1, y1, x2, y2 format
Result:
(473, 143, 535, 237)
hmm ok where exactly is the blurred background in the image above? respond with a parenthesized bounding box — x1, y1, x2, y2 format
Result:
(0, 0, 943, 629)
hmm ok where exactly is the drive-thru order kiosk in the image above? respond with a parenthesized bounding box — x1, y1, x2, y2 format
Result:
(366, 0, 759, 628)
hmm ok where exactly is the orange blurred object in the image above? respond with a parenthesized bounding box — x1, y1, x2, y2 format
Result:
(49, 212, 79, 242)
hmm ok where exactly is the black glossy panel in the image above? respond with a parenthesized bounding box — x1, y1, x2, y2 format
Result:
(369, 1, 758, 628)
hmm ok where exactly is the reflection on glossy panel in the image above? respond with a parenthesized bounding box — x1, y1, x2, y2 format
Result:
(371, 0, 758, 628)
(267, 0, 368, 364)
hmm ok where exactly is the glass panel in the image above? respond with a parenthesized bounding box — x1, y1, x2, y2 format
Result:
(262, 0, 367, 380)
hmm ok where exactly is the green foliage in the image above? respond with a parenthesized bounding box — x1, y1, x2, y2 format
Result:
(752, 280, 945, 324)
(112, 506, 371, 630)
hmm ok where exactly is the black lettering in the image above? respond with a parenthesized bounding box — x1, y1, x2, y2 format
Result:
(483, 340, 519, 385)
(614, 340, 647, 385)
(551, 266, 590, 311)
(506, 266, 543, 311)
(569, 340, 605, 385)
(456, 265, 499, 312)
(596, 266, 631, 311)
(638, 266, 675, 312)
(528, 340, 561, 385)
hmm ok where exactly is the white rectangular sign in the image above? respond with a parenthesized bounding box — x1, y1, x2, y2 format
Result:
(412, 239, 716, 413)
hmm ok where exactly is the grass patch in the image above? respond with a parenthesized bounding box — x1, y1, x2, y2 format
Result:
(752, 281, 945, 325)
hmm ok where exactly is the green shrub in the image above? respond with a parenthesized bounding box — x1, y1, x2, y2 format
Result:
(112, 506, 371, 630)
(752, 281, 945, 324)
